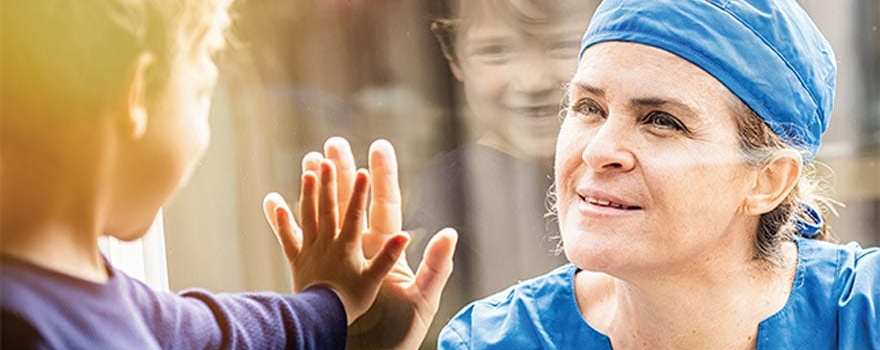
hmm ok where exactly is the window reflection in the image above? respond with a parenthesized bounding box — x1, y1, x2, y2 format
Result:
(161, 1, 880, 348)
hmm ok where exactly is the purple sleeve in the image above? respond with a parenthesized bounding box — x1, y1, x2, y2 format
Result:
(133, 282, 348, 350)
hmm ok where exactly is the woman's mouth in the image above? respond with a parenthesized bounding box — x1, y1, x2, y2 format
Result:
(575, 189, 643, 217)
(580, 195, 641, 210)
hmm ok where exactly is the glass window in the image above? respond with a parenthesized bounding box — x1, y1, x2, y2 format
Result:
(161, 2, 879, 348)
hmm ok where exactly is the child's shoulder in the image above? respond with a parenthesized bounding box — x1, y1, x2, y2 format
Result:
(0, 255, 163, 348)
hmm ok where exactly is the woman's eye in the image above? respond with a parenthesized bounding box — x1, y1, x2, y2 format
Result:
(644, 111, 686, 132)
(569, 99, 605, 119)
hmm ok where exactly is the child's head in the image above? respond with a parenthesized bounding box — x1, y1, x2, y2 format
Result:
(433, 0, 597, 159)
(1, 0, 231, 240)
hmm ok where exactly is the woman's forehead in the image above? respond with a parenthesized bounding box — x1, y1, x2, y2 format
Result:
(571, 42, 735, 113)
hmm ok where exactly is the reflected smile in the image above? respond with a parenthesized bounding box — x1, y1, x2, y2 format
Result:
(509, 105, 560, 118)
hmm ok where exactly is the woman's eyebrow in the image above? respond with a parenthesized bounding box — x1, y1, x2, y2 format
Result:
(569, 82, 606, 98)
(569, 83, 700, 119)
(630, 97, 698, 118)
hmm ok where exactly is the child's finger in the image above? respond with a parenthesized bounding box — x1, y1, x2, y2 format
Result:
(274, 206, 303, 260)
(302, 152, 323, 174)
(318, 160, 339, 242)
(366, 234, 410, 280)
(262, 192, 286, 231)
(414, 228, 458, 304)
(299, 152, 322, 232)
(368, 140, 403, 236)
(324, 137, 357, 218)
(299, 171, 319, 247)
(339, 169, 370, 244)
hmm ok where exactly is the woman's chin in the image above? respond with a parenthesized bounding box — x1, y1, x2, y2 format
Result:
(561, 227, 643, 273)
(564, 240, 614, 271)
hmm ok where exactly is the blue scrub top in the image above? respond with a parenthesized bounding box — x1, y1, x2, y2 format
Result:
(439, 237, 879, 349)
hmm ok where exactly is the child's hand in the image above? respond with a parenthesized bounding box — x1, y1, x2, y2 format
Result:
(263, 159, 409, 325)
(267, 137, 458, 350)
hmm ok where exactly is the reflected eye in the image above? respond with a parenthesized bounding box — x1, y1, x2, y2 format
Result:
(474, 44, 507, 55)
(469, 44, 512, 64)
(644, 111, 687, 132)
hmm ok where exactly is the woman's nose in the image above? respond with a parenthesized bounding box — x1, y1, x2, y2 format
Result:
(581, 121, 636, 173)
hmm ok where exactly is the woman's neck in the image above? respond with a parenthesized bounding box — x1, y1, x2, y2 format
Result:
(576, 241, 797, 350)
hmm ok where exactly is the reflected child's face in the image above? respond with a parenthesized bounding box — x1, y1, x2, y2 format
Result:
(449, 1, 594, 159)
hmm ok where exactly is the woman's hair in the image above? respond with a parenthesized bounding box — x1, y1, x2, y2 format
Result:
(1, 0, 229, 119)
(732, 100, 839, 265)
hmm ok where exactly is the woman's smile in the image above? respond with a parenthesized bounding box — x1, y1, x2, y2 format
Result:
(575, 187, 643, 218)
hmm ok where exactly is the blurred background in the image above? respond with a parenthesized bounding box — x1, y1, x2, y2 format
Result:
(159, 1, 879, 348)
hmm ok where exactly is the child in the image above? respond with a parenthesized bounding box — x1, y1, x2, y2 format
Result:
(0, 1, 455, 348)
(403, 1, 597, 347)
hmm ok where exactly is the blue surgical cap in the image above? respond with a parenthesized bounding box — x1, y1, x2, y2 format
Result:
(579, 0, 837, 156)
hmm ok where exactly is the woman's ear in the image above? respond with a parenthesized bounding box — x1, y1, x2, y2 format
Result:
(125, 52, 155, 140)
(743, 150, 802, 215)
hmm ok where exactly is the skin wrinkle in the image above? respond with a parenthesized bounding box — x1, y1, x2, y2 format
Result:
(569, 82, 705, 126)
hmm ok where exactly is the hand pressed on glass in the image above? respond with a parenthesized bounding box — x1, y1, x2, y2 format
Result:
(263, 158, 409, 326)
(264, 137, 458, 349)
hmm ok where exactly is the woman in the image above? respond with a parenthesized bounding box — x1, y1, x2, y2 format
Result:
(437, 0, 879, 349)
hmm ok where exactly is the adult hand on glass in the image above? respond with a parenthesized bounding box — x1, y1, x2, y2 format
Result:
(264, 137, 458, 349)
(262, 157, 410, 325)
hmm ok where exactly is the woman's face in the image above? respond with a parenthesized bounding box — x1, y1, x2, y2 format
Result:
(555, 42, 757, 274)
(452, 2, 593, 159)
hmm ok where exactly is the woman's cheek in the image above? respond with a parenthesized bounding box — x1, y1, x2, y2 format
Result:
(554, 125, 588, 214)
(556, 118, 590, 170)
